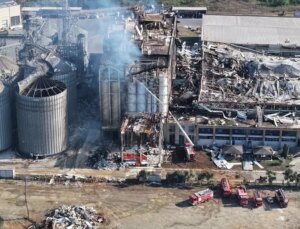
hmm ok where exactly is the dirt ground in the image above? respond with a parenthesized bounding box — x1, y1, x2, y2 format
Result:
(0, 180, 299, 229)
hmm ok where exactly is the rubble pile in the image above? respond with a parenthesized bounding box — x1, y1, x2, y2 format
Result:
(202, 43, 300, 103)
(29, 205, 105, 229)
(172, 42, 201, 106)
(121, 114, 161, 148)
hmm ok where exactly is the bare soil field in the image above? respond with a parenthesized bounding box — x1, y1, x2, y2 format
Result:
(0, 180, 299, 229)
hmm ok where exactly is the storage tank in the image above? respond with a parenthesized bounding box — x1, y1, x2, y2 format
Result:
(16, 77, 68, 156)
(127, 80, 137, 112)
(0, 82, 12, 151)
(46, 53, 77, 123)
(137, 81, 147, 112)
(159, 76, 169, 115)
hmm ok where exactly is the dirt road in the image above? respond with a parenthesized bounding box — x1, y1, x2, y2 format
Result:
(0, 180, 299, 229)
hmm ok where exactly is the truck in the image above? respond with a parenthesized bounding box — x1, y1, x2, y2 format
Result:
(253, 191, 263, 207)
(237, 185, 249, 206)
(184, 143, 195, 161)
(189, 189, 214, 206)
(220, 178, 231, 197)
(275, 189, 288, 208)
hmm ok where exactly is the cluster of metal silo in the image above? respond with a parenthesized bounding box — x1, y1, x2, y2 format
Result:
(16, 77, 68, 156)
(127, 79, 158, 113)
(0, 82, 12, 151)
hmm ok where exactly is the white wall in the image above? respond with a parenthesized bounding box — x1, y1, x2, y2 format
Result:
(0, 4, 21, 30)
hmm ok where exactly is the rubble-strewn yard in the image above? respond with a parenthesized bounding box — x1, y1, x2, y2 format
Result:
(0, 181, 299, 229)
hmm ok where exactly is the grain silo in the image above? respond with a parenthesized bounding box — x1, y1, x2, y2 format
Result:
(46, 53, 77, 123)
(16, 77, 68, 156)
(99, 65, 125, 131)
(0, 82, 11, 151)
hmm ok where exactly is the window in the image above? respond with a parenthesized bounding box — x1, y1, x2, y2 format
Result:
(199, 128, 213, 134)
(282, 131, 297, 137)
(215, 136, 230, 140)
(199, 136, 213, 139)
(216, 128, 230, 135)
(249, 137, 263, 141)
(188, 126, 195, 133)
(265, 138, 279, 142)
(249, 129, 263, 136)
(282, 138, 296, 142)
(10, 16, 20, 26)
(169, 125, 175, 133)
(266, 130, 280, 136)
(169, 134, 175, 145)
(179, 135, 185, 146)
(232, 129, 246, 135)
(232, 137, 246, 141)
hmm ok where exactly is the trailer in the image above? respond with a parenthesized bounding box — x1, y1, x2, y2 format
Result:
(237, 185, 249, 206)
(220, 178, 231, 197)
(189, 189, 214, 206)
(275, 189, 288, 208)
(253, 191, 263, 207)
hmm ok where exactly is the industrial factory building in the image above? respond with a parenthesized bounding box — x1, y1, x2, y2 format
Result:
(164, 15, 300, 153)
(1, 2, 300, 167)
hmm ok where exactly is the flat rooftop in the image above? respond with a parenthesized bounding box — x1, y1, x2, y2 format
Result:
(202, 15, 300, 46)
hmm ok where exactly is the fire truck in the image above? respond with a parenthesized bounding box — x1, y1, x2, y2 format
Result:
(237, 185, 249, 206)
(220, 178, 231, 197)
(275, 189, 288, 208)
(184, 143, 195, 161)
(253, 191, 263, 207)
(189, 189, 214, 206)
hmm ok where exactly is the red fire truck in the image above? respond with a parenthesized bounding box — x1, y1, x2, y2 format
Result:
(220, 178, 231, 197)
(253, 191, 263, 207)
(189, 189, 214, 206)
(237, 185, 249, 206)
(184, 143, 195, 161)
(275, 189, 288, 208)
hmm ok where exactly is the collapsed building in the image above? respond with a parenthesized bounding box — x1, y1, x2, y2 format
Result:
(98, 6, 177, 165)
(165, 15, 300, 152)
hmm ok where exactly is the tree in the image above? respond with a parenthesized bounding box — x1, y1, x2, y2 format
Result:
(266, 170, 276, 184)
(282, 144, 290, 159)
(197, 172, 206, 184)
(296, 174, 300, 187)
(166, 171, 186, 184)
(0, 216, 3, 229)
(284, 168, 293, 181)
(137, 170, 148, 183)
(197, 171, 214, 184)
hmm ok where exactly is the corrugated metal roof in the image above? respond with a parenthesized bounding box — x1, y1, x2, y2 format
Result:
(172, 6, 207, 11)
(202, 15, 300, 46)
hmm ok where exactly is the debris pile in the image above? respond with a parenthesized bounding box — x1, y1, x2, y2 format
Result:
(172, 42, 201, 106)
(202, 43, 300, 103)
(121, 114, 161, 149)
(29, 205, 105, 229)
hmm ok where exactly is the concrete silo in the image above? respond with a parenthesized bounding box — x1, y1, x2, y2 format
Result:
(16, 77, 68, 156)
(0, 82, 11, 151)
(99, 65, 125, 131)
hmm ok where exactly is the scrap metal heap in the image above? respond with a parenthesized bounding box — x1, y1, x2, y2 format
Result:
(29, 205, 105, 229)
